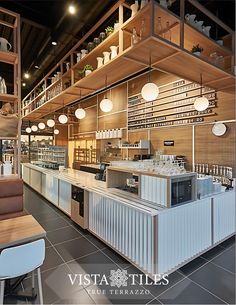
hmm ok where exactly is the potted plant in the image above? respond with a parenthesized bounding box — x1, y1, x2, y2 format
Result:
(79, 64, 93, 77)
(105, 26, 114, 36)
(191, 44, 203, 56)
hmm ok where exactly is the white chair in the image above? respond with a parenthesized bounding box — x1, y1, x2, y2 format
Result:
(0, 239, 45, 304)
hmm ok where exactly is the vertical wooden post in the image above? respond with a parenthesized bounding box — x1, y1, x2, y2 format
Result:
(180, 0, 185, 49)
(118, 2, 124, 53)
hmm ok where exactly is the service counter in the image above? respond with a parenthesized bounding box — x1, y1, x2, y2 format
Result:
(22, 163, 235, 277)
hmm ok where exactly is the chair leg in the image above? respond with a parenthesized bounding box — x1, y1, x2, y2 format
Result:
(32, 270, 35, 290)
(37, 268, 43, 305)
(0, 280, 5, 305)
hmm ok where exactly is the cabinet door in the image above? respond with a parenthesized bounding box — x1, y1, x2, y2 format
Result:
(30, 169, 42, 193)
(58, 180, 71, 215)
(45, 175, 58, 206)
(22, 166, 30, 185)
(213, 191, 236, 244)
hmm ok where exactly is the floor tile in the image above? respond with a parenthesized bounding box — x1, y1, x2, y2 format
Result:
(41, 246, 64, 272)
(53, 288, 95, 304)
(32, 209, 61, 222)
(158, 278, 225, 304)
(23, 264, 85, 304)
(68, 251, 118, 287)
(179, 256, 207, 276)
(102, 247, 131, 269)
(201, 245, 226, 261)
(46, 226, 83, 245)
(219, 235, 235, 249)
(44, 237, 52, 248)
(39, 217, 70, 232)
(55, 237, 99, 262)
(189, 262, 235, 304)
(125, 265, 185, 298)
(85, 233, 107, 250)
(211, 247, 235, 274)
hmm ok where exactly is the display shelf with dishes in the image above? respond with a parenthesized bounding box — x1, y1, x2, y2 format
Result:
(0, 7, 21, 176)
(21, 0, 235, 121)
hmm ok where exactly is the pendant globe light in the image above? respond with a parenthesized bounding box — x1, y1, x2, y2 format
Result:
(47, 119, 55, 127)
(31, 125, 38, 132)
(26, 127, 31, 133)
(100, 75, 113, 113)
(38, 122, 45, 130)
(75, 91, 86, 119)
(194, 74, 209, 111)
(58, 114, 68, 124)
(54, 129, 59, 135)
(141, 54, 159, 101)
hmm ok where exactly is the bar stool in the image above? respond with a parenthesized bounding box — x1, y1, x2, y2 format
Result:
(0, 239, 45, 304)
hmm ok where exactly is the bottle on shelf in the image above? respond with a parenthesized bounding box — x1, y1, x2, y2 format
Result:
(164, 21, 171, 41)
(131, 27, 139, 45)
(156, 17, 163, 36)
(0, 76, 7, 94)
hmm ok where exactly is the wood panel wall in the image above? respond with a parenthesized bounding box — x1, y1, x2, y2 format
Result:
(59, 69, 234, 173)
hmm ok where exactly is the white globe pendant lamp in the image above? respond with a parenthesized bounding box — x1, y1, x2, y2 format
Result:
(75, 108, 86, 119)
(58, 114, 68, 124)
(100, 98, 113, 112)
(54, 129, 59, 135)
(141, 82, 159, 101)
(194, 74, 209, 111)
(141, 54, 159, 102)
(194, 96, 209, 111)
(26, 127, 31, 133)
(47, 119, 55, 127)
(31, 125, 38, 132)
(38, 122, 45, 130)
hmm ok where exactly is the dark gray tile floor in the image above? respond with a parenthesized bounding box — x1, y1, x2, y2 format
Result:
(4, 185, 235, 305)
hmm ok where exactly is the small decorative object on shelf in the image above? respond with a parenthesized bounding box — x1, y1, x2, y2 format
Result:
(0, 37, 11, 52)
(93, 37, 100, 46)
(130, 0, 139, 17)
(80, 49, 88, 58)
(66, 62, 70, 71)
(0, 76, 7, 94)
(97, 57, 103, 68)
(216, 39, 223, 46)
(131, 27, 139, 45)
(103, 51, 110, 64)
(159, 0, 171, 8)
(114, 20, 120, 31)
(202, 25, 211, 37)
(80, 64, 93, 77)
(191, 44, 203, 56)
(96, 128, 122, 139)
(76, 52, 81, 62)
(0, 103, 18, 137)
(87, 41, 94, 52)
(194, 20, 204, 32)
(185, 14, 196, 26)
(2, 160, 12, 176)
(110, 45, 118, 59)
(105, 26, 114, 36)
(99, 32, 106, 42)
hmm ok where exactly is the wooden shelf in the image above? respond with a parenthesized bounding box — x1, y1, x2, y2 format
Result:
(0, 93, 18, 102)
(0, 50, 18, 65)
(184, 22, 233, 57)
(0, 137, 18, 140)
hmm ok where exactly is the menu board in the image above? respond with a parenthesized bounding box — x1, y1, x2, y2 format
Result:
(128, 79, 217, 130)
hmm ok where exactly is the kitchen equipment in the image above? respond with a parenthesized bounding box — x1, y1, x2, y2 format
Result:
(194, 20, 204, 31)
(76, 52, 81, 62)
(202, 26, 211, 37)
(3, 161, 12, 175)
(80, 49, 88, 58)
(71, 186, 88, 229)
(185, 14, 196, 25)
(0, 37, 11, 51)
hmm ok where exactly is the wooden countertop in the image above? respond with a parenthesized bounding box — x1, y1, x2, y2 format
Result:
(0, 214, 46, 250)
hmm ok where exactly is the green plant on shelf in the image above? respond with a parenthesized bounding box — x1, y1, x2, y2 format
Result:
(79, 64, 94, 77)
(105, 26, 114, 36)
(191, 44, 204, 54)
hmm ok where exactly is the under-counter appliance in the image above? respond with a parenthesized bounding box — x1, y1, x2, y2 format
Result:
(171, 175, 196, 206)
(71, 185, 89, 229)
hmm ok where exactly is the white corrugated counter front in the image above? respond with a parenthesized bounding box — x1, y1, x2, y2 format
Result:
(21, 163, 235, 277)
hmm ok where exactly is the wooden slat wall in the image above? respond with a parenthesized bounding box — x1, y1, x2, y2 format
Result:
(65, 70, 235, 172)
(195, 122, 235, 172)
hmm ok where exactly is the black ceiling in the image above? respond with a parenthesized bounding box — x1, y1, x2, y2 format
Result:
(0, 0, 235, 99)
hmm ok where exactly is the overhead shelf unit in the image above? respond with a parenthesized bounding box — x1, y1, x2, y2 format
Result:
(22, 0, 235, 121)
(0, 6, 21, 175)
